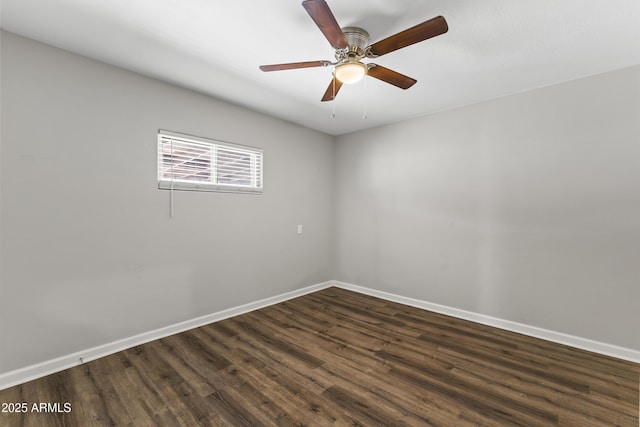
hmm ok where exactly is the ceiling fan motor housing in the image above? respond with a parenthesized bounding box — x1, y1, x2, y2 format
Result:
(339, 27, 370, 61)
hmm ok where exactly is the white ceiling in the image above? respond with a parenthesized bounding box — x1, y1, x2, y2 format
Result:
(2, 0, 640, 135)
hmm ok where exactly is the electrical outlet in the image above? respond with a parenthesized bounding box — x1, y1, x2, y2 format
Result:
(297, 224, 303, 234)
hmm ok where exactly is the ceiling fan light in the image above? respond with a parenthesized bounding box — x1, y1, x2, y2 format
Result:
(335, 62, 367, 84)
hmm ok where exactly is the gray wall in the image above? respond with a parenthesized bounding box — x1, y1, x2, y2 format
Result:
(335, 65, 640, 350)
(0, 32, 334, 373)
(2, 30, 638, 377)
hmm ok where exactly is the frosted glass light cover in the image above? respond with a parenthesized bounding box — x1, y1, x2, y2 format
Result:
(335, 62, 366, 84)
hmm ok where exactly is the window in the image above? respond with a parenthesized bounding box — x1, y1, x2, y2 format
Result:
(158, 130, 263, 193)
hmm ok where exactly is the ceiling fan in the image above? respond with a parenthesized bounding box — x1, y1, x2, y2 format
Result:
(259, 0, 448, 102)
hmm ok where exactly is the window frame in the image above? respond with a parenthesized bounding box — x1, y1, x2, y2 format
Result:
(157, 130, 263, 194)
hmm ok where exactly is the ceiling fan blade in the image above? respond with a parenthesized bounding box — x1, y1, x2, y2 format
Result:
(302, 0, 348, 49)
(321, 77, 343, 102)
(259, 60, 330, 72)
(367, 16, 448, 57)
(367, 64, 417, 89)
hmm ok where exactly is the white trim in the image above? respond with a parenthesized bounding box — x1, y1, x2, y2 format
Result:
(0, 281, 333, 391)
(2, 279, 637, 390)
(158, 180, 263, 194)
(158, 129, 263, 154)
(332, 280, 640, 363)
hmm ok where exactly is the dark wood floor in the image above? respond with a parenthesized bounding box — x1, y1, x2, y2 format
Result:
(1, 287, 638, 426)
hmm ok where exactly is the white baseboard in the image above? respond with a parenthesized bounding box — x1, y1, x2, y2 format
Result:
(0, 281, 333, 391)
(332, 280, 640, 363)
(2, 279, 637, 390)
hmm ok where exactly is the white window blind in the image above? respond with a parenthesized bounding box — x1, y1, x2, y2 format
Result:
(158, 130, 263, 193)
